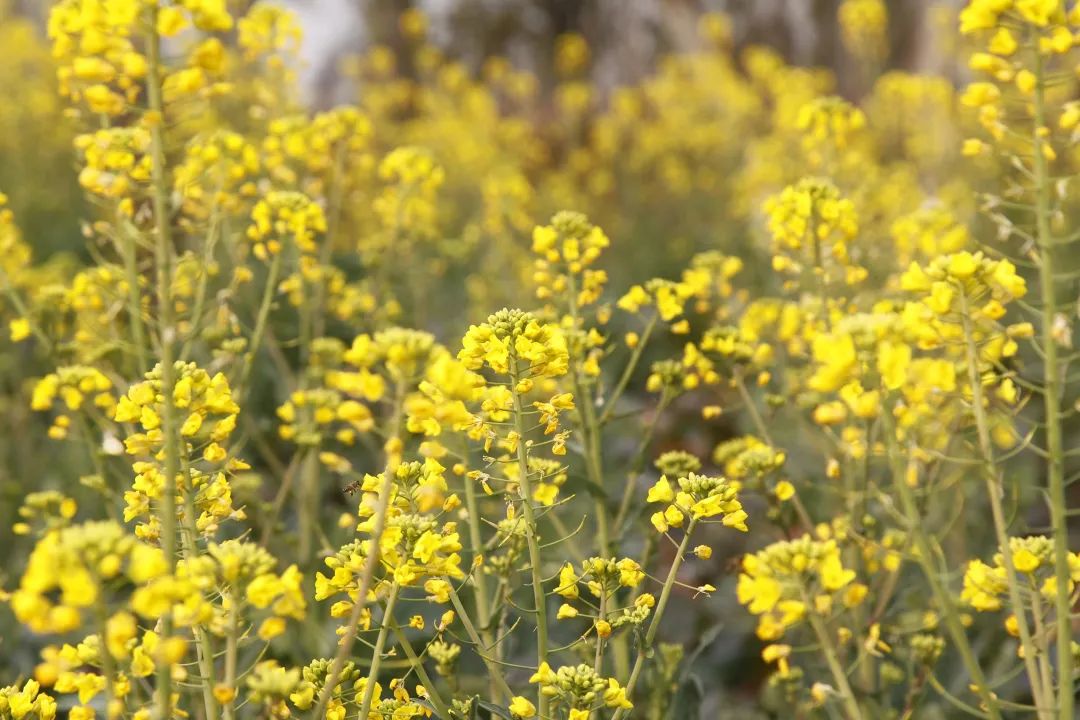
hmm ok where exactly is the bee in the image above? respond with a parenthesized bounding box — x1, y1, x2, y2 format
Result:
(343, 480, 362, 495)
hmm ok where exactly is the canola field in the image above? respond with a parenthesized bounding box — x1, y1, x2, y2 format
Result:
(0, 1, 1077, 719)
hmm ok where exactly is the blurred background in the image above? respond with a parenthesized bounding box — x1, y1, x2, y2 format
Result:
(288, 0, 956, 107)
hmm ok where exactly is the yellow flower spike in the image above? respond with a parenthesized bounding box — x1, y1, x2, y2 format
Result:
(556, 564, 580, 599)
(256, 617, 285, 641)
(9, 317, 30, 342)
(1015, 0, 1057, 26)
(662, 504, 685, 528)
(774, 481, 795, 502)
(509, 696, 537, 718)
(988, 27, 1017, 55)
(646, 476, 674, 504)
(603, 678, 633, 710)
(1015, 69, 1037, 94)
(1012, 548, 1040, 573)
(160, 637, 188, 666)
(843, 583, 869, 608)
(649, 511, 669, 533)
(761, 643, 792, 676)
(528, 662, 556, 685)
(180, 412, 203, 437)
(960, 82, 1000, 107)
(926, 282, 955, 315)
(212, 685, 236, 704)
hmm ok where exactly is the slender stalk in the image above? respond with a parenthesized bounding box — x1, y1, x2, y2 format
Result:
(77, 416, 118, 521)
(95, 600, 117, 720)
(607, 389, 670, 681)
(581, 385, 611, 557)
(545, 511, 587, 563)
(460, 445, 500, 701)
(1032, 43, 1074, 720)
(144, 12, 181, 720)
(0, 270, 52, 351)
(357, 581, 401, 718)
(509, 360, 551, 720)
(733, 372, 813, 530)
(802, 590, 863, 720)
(599, 313, 658, 426)
(179, 206, 221, 359)
(180, 486, 219, 720)
(240, 251, 282, 394)
(390, 624, 453, 718)
(612, 519, 697, 720)
(313, 142, 348, 340)
(222, 598, 239, 720)
(447, 585, 514, 701)
(882, 413, 1002, 720)
(310, 380, 406, 720)
(1032, 589, 1057, 716)
(258, 453, 300, 547)
(297, 445, 320, 566)
(119, 215, 149, 375)
(565, 273, 611, 557)
(611, 389, 669, 540)
(594, 592, 607, 674)
(959, 291, 1049, 718)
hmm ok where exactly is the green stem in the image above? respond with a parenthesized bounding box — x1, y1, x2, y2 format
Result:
(959, 291, 1050, 718)
(733, 372, 813, 530)
(95, 600, 117, 720)
(77, 416, 118, 521)
(608, 389, 670, 681)
(546, 510, 586, 563)
(1032, 43, 1074, 720)
(599, 313, 657, 426)
(144, 11, 180, 720)
(358, 581, 401, 718)
(594, 591, 607, 675)
(582, 387, 611, 558)
(179, 206, 221, 359)
(119, 214, 149, 375)
(297, 445, 320, 567)
(510, 361, 550, 719)
(240, 251, 282, 394)
(882, 413, 1001, 720)
(460, 447, 500, 701)
(1032, 587, 1057, 717)
(612, 390, 669, 541)
(0, 269, 52, 351)
(310, 380, 406, 720)
(612, 519, 697, 720)
(180, 485, 219, 720)
(447, 584, 514, 701)
(803, 590, 863, 720)
(258, 453, 300, 548)
(222, 598, 239, 720)
(390, 624, 454, 718)
(313, 142, 347, 340)
(566, 272, 611, 557)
